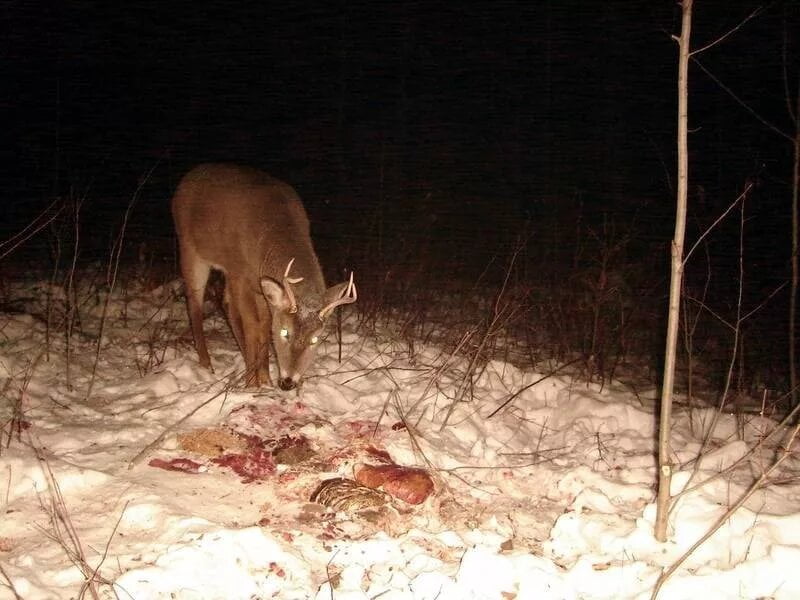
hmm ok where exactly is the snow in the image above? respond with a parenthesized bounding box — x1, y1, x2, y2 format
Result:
(1, 275, 799, 599)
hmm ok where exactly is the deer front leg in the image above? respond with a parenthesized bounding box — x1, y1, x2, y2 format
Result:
(253, 297, 273, 387)
(227, 278, 272, 388)
(223, 281, 246, 358)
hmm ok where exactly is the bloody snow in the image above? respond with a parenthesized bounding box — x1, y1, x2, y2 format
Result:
(1, 275, 799, 600)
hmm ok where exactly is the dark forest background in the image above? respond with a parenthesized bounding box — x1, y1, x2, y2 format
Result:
(2, 1, 799, 401)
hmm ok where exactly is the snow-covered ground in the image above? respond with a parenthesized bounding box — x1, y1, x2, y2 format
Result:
(1, 274, 798, 599)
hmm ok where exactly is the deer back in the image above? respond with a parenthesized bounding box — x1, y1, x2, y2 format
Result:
(172, 163, 325, 294)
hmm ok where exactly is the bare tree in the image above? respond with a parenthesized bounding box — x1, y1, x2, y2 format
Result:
(655, 0, 692, 543)
(790, 70, 799, 407)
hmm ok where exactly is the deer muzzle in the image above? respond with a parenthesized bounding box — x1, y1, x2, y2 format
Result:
(278, 377, 297, 391)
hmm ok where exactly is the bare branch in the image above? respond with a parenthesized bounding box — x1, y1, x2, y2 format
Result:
(692, 57, 793, 143)
(652, 419, 800, 599)
(0, 198, 64, 261)
(0, 562, 24, 600)
(740, 280, 788, 322)
(683, 182, 753, 267)
(690, 6, 763, 57)
(782, 12, 797, 123)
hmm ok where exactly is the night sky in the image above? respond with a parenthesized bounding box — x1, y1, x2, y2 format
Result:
(2, 1, 798, 286)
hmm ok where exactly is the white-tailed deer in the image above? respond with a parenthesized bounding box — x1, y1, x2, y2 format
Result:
(171, 163, 357, 390)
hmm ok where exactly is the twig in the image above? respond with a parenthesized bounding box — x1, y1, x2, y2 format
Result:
(689, 5, 763, 56)
(85, 164, 158, 401)
(128, 378, 237, 469)
(34, 444, 103, 599)
(0, 197, 63, 261)
(406, 328, 475, 423)
(679, 196, 748, 502)
(682, 182, 752, 266)
(651, 419, 800, 599)
(82, 500, 129, 600)
(486, 357, 582, 419)
(672, 386, 800, 500)
(692, 57, 792, 143)
(0, 562, 23, 600)
(64, 196, 82, 391)
(440, 242, 525, 430)
(740, 280, 787, 322)
(682, 294, 734, 330)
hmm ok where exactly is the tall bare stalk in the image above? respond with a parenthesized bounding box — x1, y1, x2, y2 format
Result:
(45, 225, 63, 363)
(439, 240, 524, 430)
(655, 0, 692, 543)
(790, 84, 799, 407)
(64, 197, 82, 392)
(85, 167, 155, 401)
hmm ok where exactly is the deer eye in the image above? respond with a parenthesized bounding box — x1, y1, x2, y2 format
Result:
(279, 327, 290, 340)
(310, 335, 319, 345)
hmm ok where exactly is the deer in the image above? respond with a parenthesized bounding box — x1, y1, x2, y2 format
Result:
(171, 163, 357, 390)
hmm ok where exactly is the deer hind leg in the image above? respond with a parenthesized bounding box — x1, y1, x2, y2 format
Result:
(180, 249, 213, 371)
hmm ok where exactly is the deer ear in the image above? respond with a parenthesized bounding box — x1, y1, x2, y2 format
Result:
(261, 278, 288, 309)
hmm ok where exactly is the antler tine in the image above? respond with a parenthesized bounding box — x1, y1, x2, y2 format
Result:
(283, 257, 304, 283)
(344, 271, 357, 302)
(283, 257, 304, 313)
(318, 271, 357, 321)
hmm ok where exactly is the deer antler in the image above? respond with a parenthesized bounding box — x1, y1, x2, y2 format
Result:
(283, 258, 304, 314)
(318, 271, 357, 321)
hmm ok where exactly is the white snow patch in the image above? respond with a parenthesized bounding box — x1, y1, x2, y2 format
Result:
(0, 278, 798, 599)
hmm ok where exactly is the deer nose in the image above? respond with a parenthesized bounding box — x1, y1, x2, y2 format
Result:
(278, 377, 296, 391)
